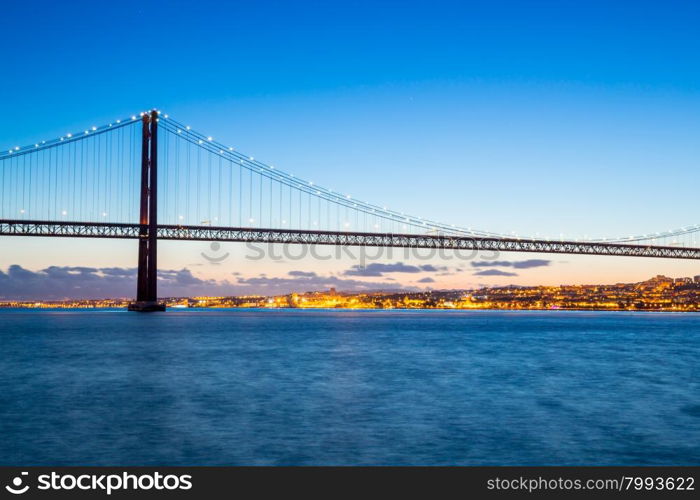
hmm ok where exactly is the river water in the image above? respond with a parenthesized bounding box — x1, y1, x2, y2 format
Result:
(0, 308, 698, 465)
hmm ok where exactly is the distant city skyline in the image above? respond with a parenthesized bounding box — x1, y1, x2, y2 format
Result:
(3, 273, 700, 311)
(1, 0, 699, 298)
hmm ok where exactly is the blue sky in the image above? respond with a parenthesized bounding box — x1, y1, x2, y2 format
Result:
(1, 0, 700, 298)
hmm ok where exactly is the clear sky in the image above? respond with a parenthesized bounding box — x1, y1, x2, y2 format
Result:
(1, 0, 699, 299)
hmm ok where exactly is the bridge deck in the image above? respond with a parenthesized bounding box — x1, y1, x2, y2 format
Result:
(2, 219, 700, 260)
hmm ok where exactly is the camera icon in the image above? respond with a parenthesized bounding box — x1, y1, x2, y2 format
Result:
(5, 472, 29, 494)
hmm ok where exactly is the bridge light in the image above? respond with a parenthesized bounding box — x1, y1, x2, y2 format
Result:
(66, 133, 72, 138)
(62, 210, 67, 216)
(164, 114, 168, 118)
(85, 130, 89, 134)
(198, 140, 203, 144)
(208, 136, 213, 141)
(249, 157, 254, 161)
(131, 116, 136, 120)
(282, 220, 286, 224)
(249, 218, 254, 223)
(35, 144, 38, 148)
(91, 126, 97, 131)
(102, 212, 107, 217)
(179, 215, 184, 220)
(19, 209, 25, 214)
(228, 147, 233, 151)
(186, 126, 191, 130)
(177, 129, 182, 134)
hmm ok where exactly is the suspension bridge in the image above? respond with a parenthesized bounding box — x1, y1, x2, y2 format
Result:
(1, 110, 698, 310)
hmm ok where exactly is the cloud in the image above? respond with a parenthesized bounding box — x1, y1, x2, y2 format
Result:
(287, 271, 318, 278)
(471, 259, 551, 269)
(344, 262, 422, 277)
(418, 264, 448, 272)
(436, 266, 462, 276)
(236, 274, 410, 294)
(417, 277, 435, 283)
(99, 267, 138, 278)
(0, 263, 421, 301)
(0, 265, 136, 300)
(0, 265, 235, 300)
(472, 269, 518, 277)
(158, 268, 215, 287)
(343, 262, 449, 277)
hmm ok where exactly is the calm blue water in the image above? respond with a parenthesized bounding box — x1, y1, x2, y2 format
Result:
(0, 309, 699, 465)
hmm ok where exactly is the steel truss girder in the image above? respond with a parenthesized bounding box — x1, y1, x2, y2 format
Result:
(2, 219, 700, 259)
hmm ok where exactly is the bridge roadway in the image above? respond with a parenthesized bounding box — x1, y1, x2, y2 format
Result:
(2, 219, 700, 259)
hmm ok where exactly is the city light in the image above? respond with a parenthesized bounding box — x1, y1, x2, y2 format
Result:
(8, 275, 699, 312)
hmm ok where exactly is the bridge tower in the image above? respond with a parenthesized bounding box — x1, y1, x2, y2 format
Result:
(128, 110, 165, 312)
